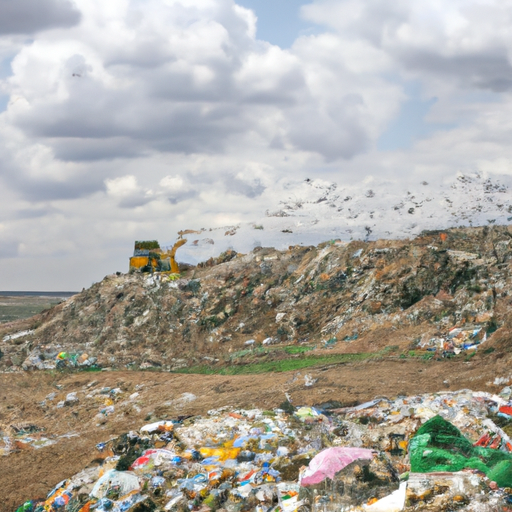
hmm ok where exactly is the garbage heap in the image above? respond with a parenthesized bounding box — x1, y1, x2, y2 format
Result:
(16, 388, 512, 512)
(4, 224, 512, 373)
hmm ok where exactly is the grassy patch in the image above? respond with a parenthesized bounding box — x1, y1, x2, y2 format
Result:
(174, 352, 377, 375)
(229, 344, 313, 361)
(229, 346, 268, 360)
(81, 366, 103, 372)
(465, 351, 477, 361)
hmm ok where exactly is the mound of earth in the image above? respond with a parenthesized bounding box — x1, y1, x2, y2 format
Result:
(1, 224, 512, 373)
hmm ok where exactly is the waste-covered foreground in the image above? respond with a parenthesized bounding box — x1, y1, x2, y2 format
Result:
(16, 387, 512, 512)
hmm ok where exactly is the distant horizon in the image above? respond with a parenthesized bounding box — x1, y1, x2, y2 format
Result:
(0, 291, 78, 297)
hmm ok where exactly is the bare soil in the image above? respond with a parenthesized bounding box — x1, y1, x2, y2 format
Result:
(1, 352, 509, 510)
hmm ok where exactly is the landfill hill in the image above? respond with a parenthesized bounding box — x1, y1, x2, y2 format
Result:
(3, 225, 512, 508)
(1, 223, 512, 373)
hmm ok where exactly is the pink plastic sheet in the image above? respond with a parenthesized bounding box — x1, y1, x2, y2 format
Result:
(300, 447, 374, 486)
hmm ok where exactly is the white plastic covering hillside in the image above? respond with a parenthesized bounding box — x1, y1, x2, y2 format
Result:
(174, 172, 512, 264)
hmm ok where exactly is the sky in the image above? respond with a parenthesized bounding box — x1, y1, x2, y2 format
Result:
(1, 0, 512, 290)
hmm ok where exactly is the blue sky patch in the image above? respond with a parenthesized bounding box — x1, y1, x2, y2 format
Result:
(0, 56, 13, 112)
(377, 83, 457, 151)
(236, 0, 317, 47)
(0, 95, 8, 112)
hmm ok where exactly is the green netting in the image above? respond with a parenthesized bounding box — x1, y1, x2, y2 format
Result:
(410, 415, 512, 486)
(487, 460, 512, 488)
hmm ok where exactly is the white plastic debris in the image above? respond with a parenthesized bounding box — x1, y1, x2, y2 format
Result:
(90, 469, 140, 498)
(304, 374, 318, 387)
(2, 330, 34, 342)
(65, 392, 79, 405)
(164, 492, 185, 510)
(275, 313, 286, 323)
(364, 481, 407, 511)
(140, 421, 174, 434)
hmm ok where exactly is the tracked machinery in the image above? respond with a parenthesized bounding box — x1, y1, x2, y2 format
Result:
(129, 236, 188, 274)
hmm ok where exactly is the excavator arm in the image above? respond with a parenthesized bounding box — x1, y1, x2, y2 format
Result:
(168, 238, 187, 273)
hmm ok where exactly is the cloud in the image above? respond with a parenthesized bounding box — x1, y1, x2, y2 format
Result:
(0, 243, 18, 258)
(0, 136, 107, 201)
(105, 175, 153, 208)
(2, 0, 512, 291)
(15, 205, 59, 219)
(302, 0, 512, 94)
(159, 174, 199, 205)
(11, 174, 105, 201)
(0, 0, 81, 35)
(0, 227, 19, 257)
(50, 136, 145, 162)
(3, 0, 402, 169)
(224, 174, 266, 198)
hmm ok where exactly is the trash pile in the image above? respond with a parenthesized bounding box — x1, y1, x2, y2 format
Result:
(1, 418, 83, 457)
(418, 324, 491, 355)
(1, 383, 135, 459)
(20, 347, 97, 371)
(55, 352, 97, 369)
(16, 387, 512, 512)
(2, 224, 511, 373)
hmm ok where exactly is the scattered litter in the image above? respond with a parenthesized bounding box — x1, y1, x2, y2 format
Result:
(365, 481, 407, 511)
(2, 226, 510, 373)
(64, 392, 79, 406)
(419, 323, 491, 354)
(2, 330, 34, 342)
(322, 337, 337, 348)
(90, 469, 140, 498)
(16, 387, 512, 511)
(304, 374, 318, 387)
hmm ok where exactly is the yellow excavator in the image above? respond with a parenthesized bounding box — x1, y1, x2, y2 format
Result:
(129, 236, 188, 274)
